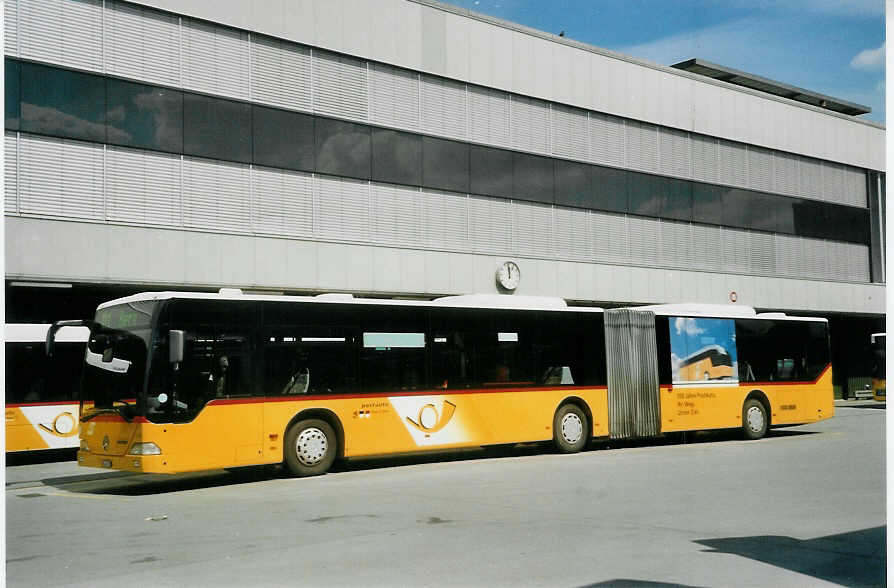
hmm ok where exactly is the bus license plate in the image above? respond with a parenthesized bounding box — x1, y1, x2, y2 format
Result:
(102, 460, 112, 468)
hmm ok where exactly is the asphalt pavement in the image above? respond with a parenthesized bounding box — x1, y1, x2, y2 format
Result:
(5, 399, 886, 587)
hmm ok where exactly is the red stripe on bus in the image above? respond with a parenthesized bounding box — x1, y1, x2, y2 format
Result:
(737, 363, 832, 388)
(207, 384, 608, 406)
(6, 401, 80, 408)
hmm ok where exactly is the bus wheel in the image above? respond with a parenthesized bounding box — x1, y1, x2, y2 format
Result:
(284, 419, 337, 477)
(553, 404, 589, 453)
(742, 399, 768, 440)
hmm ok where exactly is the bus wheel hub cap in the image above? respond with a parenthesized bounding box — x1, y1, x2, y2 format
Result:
(296, 428, 328, 466)
(747, 407, 764, 432)
(561, 413, 583, 444)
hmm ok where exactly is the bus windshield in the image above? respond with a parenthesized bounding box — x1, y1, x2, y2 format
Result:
(82, 301, 156, 421)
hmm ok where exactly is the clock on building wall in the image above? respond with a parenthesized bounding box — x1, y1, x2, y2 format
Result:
(496, 261, 521, 291)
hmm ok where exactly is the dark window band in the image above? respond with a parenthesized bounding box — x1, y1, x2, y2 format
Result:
(4, 57, 870, 245)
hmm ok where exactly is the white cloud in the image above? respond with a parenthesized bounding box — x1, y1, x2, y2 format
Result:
(850, 42, 885, 71)
(674, 317, 705, 337)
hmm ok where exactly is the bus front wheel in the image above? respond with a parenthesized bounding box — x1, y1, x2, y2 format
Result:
(553, 404, 589, 453)
(284, 419, 337, 477)
(742, 399, 768, 440)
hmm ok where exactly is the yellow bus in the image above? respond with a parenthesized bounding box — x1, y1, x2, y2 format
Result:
(54, 292, 833, 476)
(870, 333, 885, 402)
(6, 324, 89, 453)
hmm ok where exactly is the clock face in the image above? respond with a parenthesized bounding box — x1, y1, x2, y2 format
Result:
(496, 261, 520, 291)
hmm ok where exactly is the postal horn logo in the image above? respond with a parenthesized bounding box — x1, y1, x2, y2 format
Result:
(406, 400, 456, 433)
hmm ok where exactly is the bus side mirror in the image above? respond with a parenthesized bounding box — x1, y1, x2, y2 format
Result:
(169, 330, 185, 364)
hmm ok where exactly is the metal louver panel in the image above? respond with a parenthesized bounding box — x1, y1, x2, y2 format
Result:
(821, 162, 846, 205)
(721, 227, 752, 274)
(658, 219, 692, 268)
(370, 182, 422, 247)
(312, 51, 368, 121)
(469, 195, 513, 254)
(750, 230, 776, 275)
(847, 243, 870, 282)
(182, 157, 250, 232)
(717, 140, 747, 188)
(626, 215, 659, 265)
(313, 175, 370, 242)
(5, 0, 18, 56)
(800, 237, 828, 281)
(420, 74, 467, 140)
(553, 207, 591, 261)
(690, 224, 723, 273)
(589, 113, 625, 168)
(625, 120, 658, 172)
(106, 146, 181, 226)
(369, 63, 419, 132)
(747, 146, 773, 193)
(604, 308, 660, 440)
(19, 134, 103, 220)
(658, 127, 690, 179)
(799, 156, 823, 201)
(514, 201, 553, 257)
(421, 189, 468, 251)
(182, 19, 250, 100)
(250, 36, 312, 112)
(5, 132, 17, 214)
(690, 134, 718, 183)
(841, 167, 868, 208)
(510, 96, 550, 154)
(825, 241, 851, 282)
(591, 210, 628, 263)
(20, 0, 102, 71)
(104, 0, 180, 87)
(551, 104, 588, 161)
(251, 166, 313, 237)
(772, 152, 800, 197)
(774, 233, 804, 278)
(468, 86, 510, 148)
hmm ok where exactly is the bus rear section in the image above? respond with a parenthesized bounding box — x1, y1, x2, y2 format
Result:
(602, 307, 833, 442)
(6, 324, 89, 453)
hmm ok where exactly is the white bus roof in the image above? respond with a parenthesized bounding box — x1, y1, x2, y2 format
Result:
(97, 291, 605, 314)
(628, 303, 827, 323)
(5, 324, 90, 343)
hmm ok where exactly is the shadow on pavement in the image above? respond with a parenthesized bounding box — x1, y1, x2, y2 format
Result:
(695, 526, 885, 587)
(44, 426, 819, 495)
(839, 404, 886, 410)
(6, 449, 77, 467)
(578, 581, 704, 588)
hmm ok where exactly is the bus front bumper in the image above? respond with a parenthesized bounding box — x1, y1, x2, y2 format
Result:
(77, 450, 165, 473)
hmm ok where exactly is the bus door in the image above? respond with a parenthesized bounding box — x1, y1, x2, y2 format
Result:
(159, 301, 264, 468)
(604, 309, 661, 439)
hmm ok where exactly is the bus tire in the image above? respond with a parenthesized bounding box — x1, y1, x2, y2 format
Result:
(742, 398, 768, 440)
(284, 419, 337, 477)
(553, 404, 589, 453)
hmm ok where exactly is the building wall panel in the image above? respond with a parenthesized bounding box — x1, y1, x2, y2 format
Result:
(105, 1, 181, 87)
(106, 146, 181, 227)
(5, 132, 17, 214)
(250, 36, 312, 112)
(182, 19, 250, 100)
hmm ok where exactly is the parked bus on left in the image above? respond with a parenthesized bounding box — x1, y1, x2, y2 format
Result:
(6, 324, 89, 453)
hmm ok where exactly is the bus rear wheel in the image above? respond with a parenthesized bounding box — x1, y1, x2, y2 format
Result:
(284, 419, 337, 477)
(742, 398, 768, 440)
(553, 404, 589, 453)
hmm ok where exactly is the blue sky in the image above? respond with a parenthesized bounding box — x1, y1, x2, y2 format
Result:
(448, 0, 885, 124)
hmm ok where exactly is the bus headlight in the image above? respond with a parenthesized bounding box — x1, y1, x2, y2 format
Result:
(128, 442, 162, 455)
(80, 440, 89, 452)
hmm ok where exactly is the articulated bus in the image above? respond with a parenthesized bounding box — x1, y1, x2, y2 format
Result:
(6, 324, 89, 453)
(870, 333, 885, 402)
(54, 291, 833, 476)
